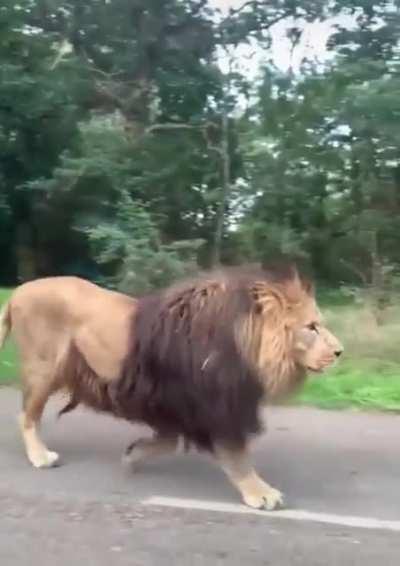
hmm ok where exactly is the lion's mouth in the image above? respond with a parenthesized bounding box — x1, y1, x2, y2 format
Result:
(307, 357, 336, 374)
(307, 366, 325, 374)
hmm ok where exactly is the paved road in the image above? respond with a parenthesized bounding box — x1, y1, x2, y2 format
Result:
(0, 387, 400, 565)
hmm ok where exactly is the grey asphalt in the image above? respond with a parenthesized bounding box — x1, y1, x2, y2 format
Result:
(1, 387, 400, 565)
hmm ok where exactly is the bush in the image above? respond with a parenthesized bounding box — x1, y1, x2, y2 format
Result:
(79, 191, 204, 295)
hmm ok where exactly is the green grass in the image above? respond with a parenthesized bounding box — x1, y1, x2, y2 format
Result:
(0, 288, 19, 385)
(296, 361, 400, 412)
(1, 285, 400, 413)
(294, 298, 400, 412)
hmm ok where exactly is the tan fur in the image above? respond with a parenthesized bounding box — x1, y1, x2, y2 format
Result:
(1, 277, 135, 468)
(215, 445, 284, 510)
(0, 272, 342, 508)
(123, 434, 180, 468)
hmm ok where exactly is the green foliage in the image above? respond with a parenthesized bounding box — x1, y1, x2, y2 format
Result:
(80, 191, 204, 294)
(0, 0, 228, 280)
(1, 0, 400, 296)
(234, 220, 310, 265)
(296, 295, 400, 412)
(236, 0, 400, 286)
(297, 365, 400, 412)
(0, 288, 18, 384)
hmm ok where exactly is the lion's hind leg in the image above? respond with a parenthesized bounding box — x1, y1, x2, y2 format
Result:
(19, 373, 60, 469)
(122, 433, 180, 470)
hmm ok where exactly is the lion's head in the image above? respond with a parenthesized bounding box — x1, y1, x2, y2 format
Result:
(233, 264, 343, 398)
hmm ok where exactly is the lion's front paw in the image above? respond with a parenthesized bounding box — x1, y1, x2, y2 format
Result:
(242, 482, 284, 511)
(30, 450, 60, 469)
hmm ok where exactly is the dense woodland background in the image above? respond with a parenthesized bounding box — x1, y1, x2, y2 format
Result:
(1, 0, 400, 300)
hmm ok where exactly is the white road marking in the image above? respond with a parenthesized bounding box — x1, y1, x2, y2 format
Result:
(143, 496, 400, 533)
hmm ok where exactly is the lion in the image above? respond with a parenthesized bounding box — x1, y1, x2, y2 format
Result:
(0, 264, 342, 510)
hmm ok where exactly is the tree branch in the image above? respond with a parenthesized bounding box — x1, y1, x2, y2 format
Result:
(220, 1, 291, 29)
(145, 123, 205, 134)
(223, 0, 268, 20)
(340, 259, 368, 286)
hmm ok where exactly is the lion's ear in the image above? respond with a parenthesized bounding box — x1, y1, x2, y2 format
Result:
(281, 269, 313, 302)
(251, 283, 286, 319)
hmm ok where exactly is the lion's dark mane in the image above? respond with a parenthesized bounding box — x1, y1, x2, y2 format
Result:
(61, 265, 310, 452)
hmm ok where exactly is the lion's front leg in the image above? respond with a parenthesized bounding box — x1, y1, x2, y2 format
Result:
(215, 444, 284, 511)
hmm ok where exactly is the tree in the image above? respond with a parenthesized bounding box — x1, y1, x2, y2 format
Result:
(237, 0, 400, 285)
(2, 0, 400, 291)
(81, 190, 203, 294)
(0, 0, 226, 280)
(0, 0, 90, 281)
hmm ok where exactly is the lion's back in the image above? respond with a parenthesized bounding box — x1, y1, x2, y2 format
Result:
(11, 276, 104, 323)
(11, 275, 134, 315)
(9, 277, 136, 374)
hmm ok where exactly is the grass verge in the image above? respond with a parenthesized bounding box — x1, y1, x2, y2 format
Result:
(296, 360, 400, 412)
(0, 288, 19, 385)
(295, 296, 400, 412)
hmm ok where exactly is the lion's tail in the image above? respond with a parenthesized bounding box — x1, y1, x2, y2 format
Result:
(0, 301, 11, 350)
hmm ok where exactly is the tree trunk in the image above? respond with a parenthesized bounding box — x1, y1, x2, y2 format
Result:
(15, 222, 36, 283)
(211, 106, 230, 266)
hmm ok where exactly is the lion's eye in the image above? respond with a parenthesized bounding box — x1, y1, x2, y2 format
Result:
(307, 323, 318, 332)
